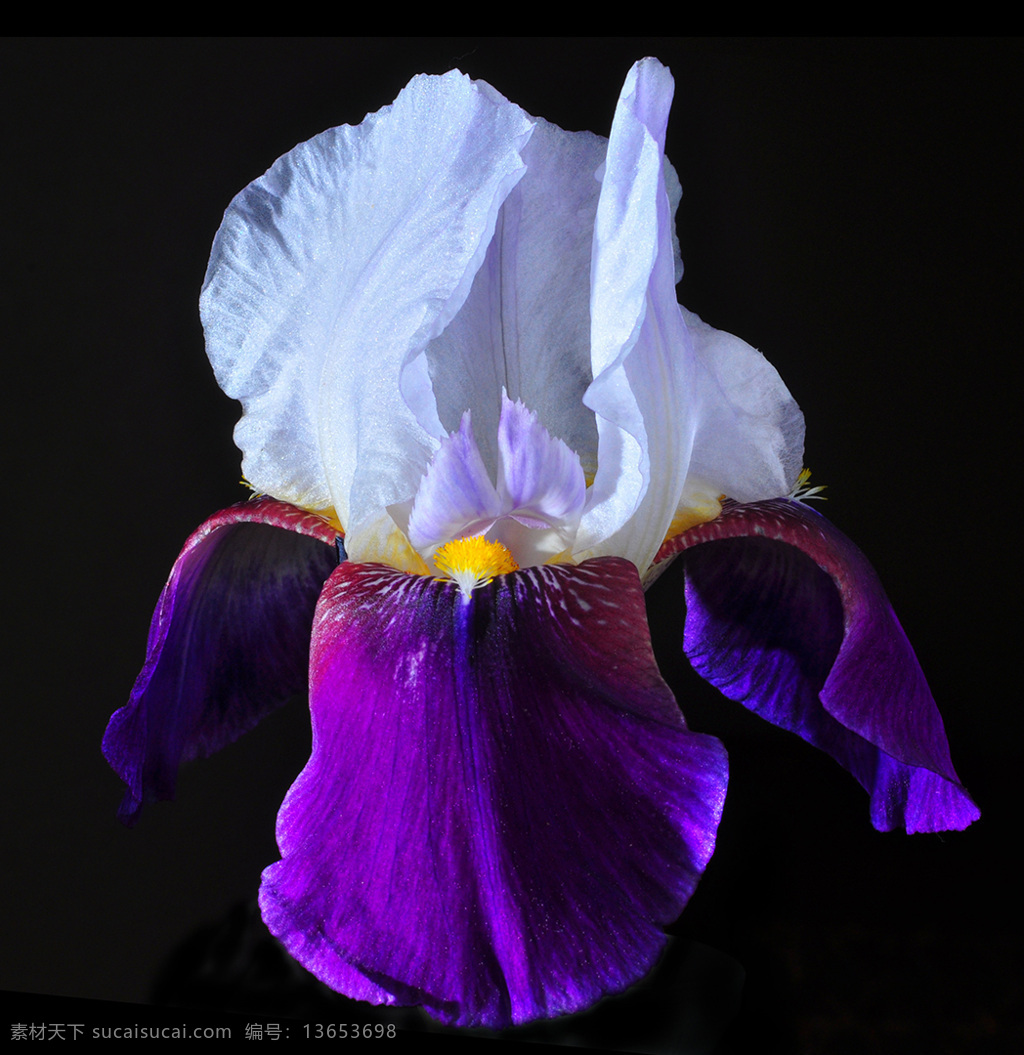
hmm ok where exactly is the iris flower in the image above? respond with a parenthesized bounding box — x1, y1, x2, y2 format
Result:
(104, 59, 979, 1028)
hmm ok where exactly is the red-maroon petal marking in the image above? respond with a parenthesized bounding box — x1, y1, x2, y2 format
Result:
(259, 558, 727, 1027)
(656, 499, 979, 833)
(103, 497, 340, 824)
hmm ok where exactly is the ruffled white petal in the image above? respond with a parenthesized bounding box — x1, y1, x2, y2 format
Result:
(202, 59, 803, 578)
(201, 71, 535, 560)
(681, 307, 804, 503)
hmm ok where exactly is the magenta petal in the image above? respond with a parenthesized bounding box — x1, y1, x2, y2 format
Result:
(659, 499, 979, 833)
(103, 498, 339, 824)
(259, 558, 727, 1027)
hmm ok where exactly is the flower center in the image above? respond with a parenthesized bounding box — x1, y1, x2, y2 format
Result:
(434, 536, 519, 598)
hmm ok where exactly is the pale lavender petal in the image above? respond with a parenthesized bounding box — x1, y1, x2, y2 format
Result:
(103, 498, 339, 825)
(260, 559, 727, 1027)
(658, 499, 979, 833)
(490, 394, 586, 563)
(404, 413, 503, 557)
(496, 394, 586, 518)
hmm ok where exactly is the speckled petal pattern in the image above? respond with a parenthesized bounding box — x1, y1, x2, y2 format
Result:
(260, 558, 727, 1026)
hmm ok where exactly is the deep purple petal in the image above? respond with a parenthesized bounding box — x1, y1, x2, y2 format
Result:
(259, 558, 727, 1027)
(657, 499, 978, 833)
(103, 498, 339, 825)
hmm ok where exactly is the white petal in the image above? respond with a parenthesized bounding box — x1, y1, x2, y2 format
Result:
(682, 308, 804, 503)
(423, 118, 608, 479)
(200, 71, 535, 559)
(578, 58, 804, 570)
(578, 57, 693, 571)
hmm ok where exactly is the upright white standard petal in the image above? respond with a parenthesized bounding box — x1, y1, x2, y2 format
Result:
(422, 118, 609, 482)
(201, 72, 535, 560)
(579, 58, 692, 571)
(578, 58, 804, 572)
(202, 60, 802, 577)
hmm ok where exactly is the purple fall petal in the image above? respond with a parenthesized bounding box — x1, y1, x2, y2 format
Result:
(103, 498, 339, 825)
(657, 499, 979, 833)
(260, 558, 727, 1027)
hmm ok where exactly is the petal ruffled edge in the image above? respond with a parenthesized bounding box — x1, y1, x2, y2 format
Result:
(657, 499, 979, 833)
(260, 558, 727, 1027)
(201, 70, 536, 552)
(103, 497, 339, 825)
(681, 306, 805, 506)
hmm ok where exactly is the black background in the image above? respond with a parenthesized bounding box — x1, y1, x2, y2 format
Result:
(3, 38, 1019, 1052)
